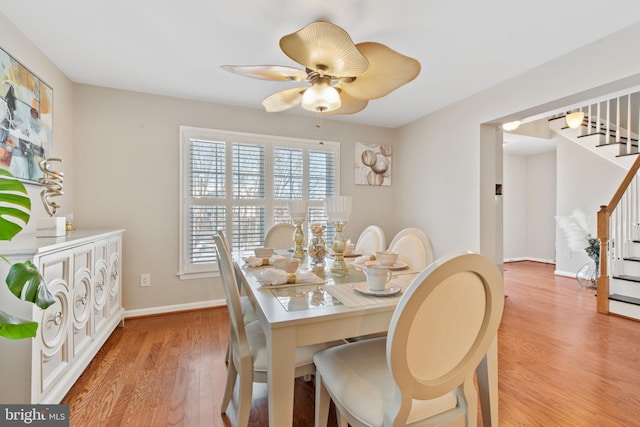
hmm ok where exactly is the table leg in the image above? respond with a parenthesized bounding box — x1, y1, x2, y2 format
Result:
(267, 327, 297, 427)
(476, 337, 498, 426)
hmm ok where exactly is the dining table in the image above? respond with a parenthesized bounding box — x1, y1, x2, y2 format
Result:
(236, 252, 498, 427)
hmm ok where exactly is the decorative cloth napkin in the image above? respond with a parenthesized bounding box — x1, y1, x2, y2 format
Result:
(243, 254, 285, 267)
(254, 268, 322, 286)
(255, 268, 289, 285)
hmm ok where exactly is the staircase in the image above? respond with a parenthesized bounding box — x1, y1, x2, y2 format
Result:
(549, 90, 640, 320)
(548, 92, 640, 169)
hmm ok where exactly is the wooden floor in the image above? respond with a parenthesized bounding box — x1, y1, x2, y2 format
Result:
(62, 261, 640, 426)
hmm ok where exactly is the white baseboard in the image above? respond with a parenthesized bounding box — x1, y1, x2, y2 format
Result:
(504, 257, 555, 264)
(125, 298, 227, 318)
(554, 270, 577, 278)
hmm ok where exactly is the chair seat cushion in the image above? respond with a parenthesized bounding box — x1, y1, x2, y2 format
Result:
(313, 337, 458, 426)
(245, 321, 334, 372)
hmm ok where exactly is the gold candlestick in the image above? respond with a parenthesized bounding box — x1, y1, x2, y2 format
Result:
(330, 221, 348, 274)
(292, 219, 305, 261)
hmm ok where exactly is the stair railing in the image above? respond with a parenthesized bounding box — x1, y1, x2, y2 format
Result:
(597, 154, 640, 313)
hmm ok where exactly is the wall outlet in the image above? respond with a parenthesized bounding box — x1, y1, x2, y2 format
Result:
(140, 273, 151, 287)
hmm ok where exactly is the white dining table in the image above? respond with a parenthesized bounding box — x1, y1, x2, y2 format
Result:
(237, 256, 498, 426)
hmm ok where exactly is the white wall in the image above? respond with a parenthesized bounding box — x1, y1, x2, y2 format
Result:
(503, 154, 527, 259)
(396, 22, 640, 267)
(527, 151, 556, 262)
(503, 151, 556, 263)
(6, 10, 640, 314)
(0, 13, 75, 231)
(72, 85, 399, 312)
(555, 137, 626, 276)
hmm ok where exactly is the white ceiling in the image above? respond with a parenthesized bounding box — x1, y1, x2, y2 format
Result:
(2, 1, 640, 128)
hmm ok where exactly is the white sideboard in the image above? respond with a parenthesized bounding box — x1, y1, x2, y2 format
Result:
(0, 229, 125, 404)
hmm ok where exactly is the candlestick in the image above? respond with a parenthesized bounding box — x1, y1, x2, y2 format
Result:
(289, 200, 308, 262)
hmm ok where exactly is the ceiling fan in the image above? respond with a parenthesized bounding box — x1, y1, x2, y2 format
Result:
(221, 21, 421, 115)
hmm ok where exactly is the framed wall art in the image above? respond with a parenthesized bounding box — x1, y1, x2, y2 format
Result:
(355, 142, 392, 186)
(0, 47, 53, 183)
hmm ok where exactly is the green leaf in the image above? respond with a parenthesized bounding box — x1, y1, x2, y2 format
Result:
(0, 170, 31, 241)
(6, 261, 55, 309)
(0, 310, 38, 339)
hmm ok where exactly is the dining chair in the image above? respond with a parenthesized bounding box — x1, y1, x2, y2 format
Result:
(313, 252, 505, 427)
(264, 223, 295, 249)
(355, 225, 387, 256)
(216, 231, 258, 364)
(387, 227, 435, 270)
(213, 233, 336, 427)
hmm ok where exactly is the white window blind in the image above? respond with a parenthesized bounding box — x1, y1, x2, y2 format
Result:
(179, 126, 340, 279)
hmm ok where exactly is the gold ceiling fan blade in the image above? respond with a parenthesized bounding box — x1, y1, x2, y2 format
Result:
(339, 42, 421, 100)
(279, 21, 369, 77)
(329, 90, 368, 115)
(262, 87, 306, 112)
(221, 65, 308, 82)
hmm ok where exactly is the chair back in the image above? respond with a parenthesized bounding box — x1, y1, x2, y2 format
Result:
(388, 227, 435, 270)
(355, 225, 386, 256)
(386, 252, 504, 424)
(213, 233, 252, 364)
(264, 223, 295, 249)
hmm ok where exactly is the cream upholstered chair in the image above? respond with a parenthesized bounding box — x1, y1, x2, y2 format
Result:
(213, 233, 334, 427)
(264, 223, 295, 249)
(355, 225, 387, 256)
(314, 252, 504, 427)
(387, 227, 435, 270)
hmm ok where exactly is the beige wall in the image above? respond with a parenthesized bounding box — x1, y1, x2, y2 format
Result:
(397, 22, 640, 264)
(5, 9, 640, 315)
(0, 13, 75, 232)
(72, 85, 398, 313)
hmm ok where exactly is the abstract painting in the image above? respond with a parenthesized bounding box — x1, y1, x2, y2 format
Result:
(0, 47, 53, 183)
(355, 142, 392, 186)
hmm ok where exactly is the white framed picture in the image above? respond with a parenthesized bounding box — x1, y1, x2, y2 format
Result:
(355, 142, 392, 186)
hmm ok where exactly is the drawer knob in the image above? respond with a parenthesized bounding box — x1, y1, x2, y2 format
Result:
(50, 311, 64, 326)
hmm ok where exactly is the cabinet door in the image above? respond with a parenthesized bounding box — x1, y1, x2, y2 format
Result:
(71, 248, 93, 357)
(93, 239, 109, 334)
(36, 254, 71, 401)
(107, 236, 122, 317)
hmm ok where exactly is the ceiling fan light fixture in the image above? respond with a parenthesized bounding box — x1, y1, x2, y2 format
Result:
(301, 83, 341, 112)
(566, 111, 585, 129)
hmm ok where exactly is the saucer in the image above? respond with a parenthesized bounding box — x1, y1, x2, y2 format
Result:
(352, 282, 401, 297)
(364, 261, 409, 271)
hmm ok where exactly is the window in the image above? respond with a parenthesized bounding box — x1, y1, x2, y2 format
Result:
(179, 126, 340, 278)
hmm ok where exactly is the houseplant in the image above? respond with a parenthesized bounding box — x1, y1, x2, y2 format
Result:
(0, 168, 53, 339)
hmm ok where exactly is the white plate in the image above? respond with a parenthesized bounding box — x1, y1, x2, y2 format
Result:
(352, 282, 401, 297)
(364, 261, 409, 271)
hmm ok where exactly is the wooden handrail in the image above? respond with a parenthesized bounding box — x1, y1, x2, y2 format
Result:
(597, 154, 640, 313)
(607, 155, 640, 211)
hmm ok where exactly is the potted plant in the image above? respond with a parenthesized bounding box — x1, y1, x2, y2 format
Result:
(0, 168, 53, 339)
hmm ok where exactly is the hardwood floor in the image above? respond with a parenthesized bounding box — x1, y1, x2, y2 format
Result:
(61, 261, 640, 426)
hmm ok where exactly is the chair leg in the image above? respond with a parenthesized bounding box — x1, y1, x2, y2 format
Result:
(315, 371, 330, 427)
(461, 375, 478, 426)
(221, 359, 237, 413)
(337, 412, 348, 427)
(236, 364, 254, 427)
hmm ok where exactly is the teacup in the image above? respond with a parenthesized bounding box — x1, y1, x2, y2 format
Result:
(364, 265, 393, 291)
(254, 247, 274, 265)
(344, 242, 356, 256)
(375, 250, 399, 267)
